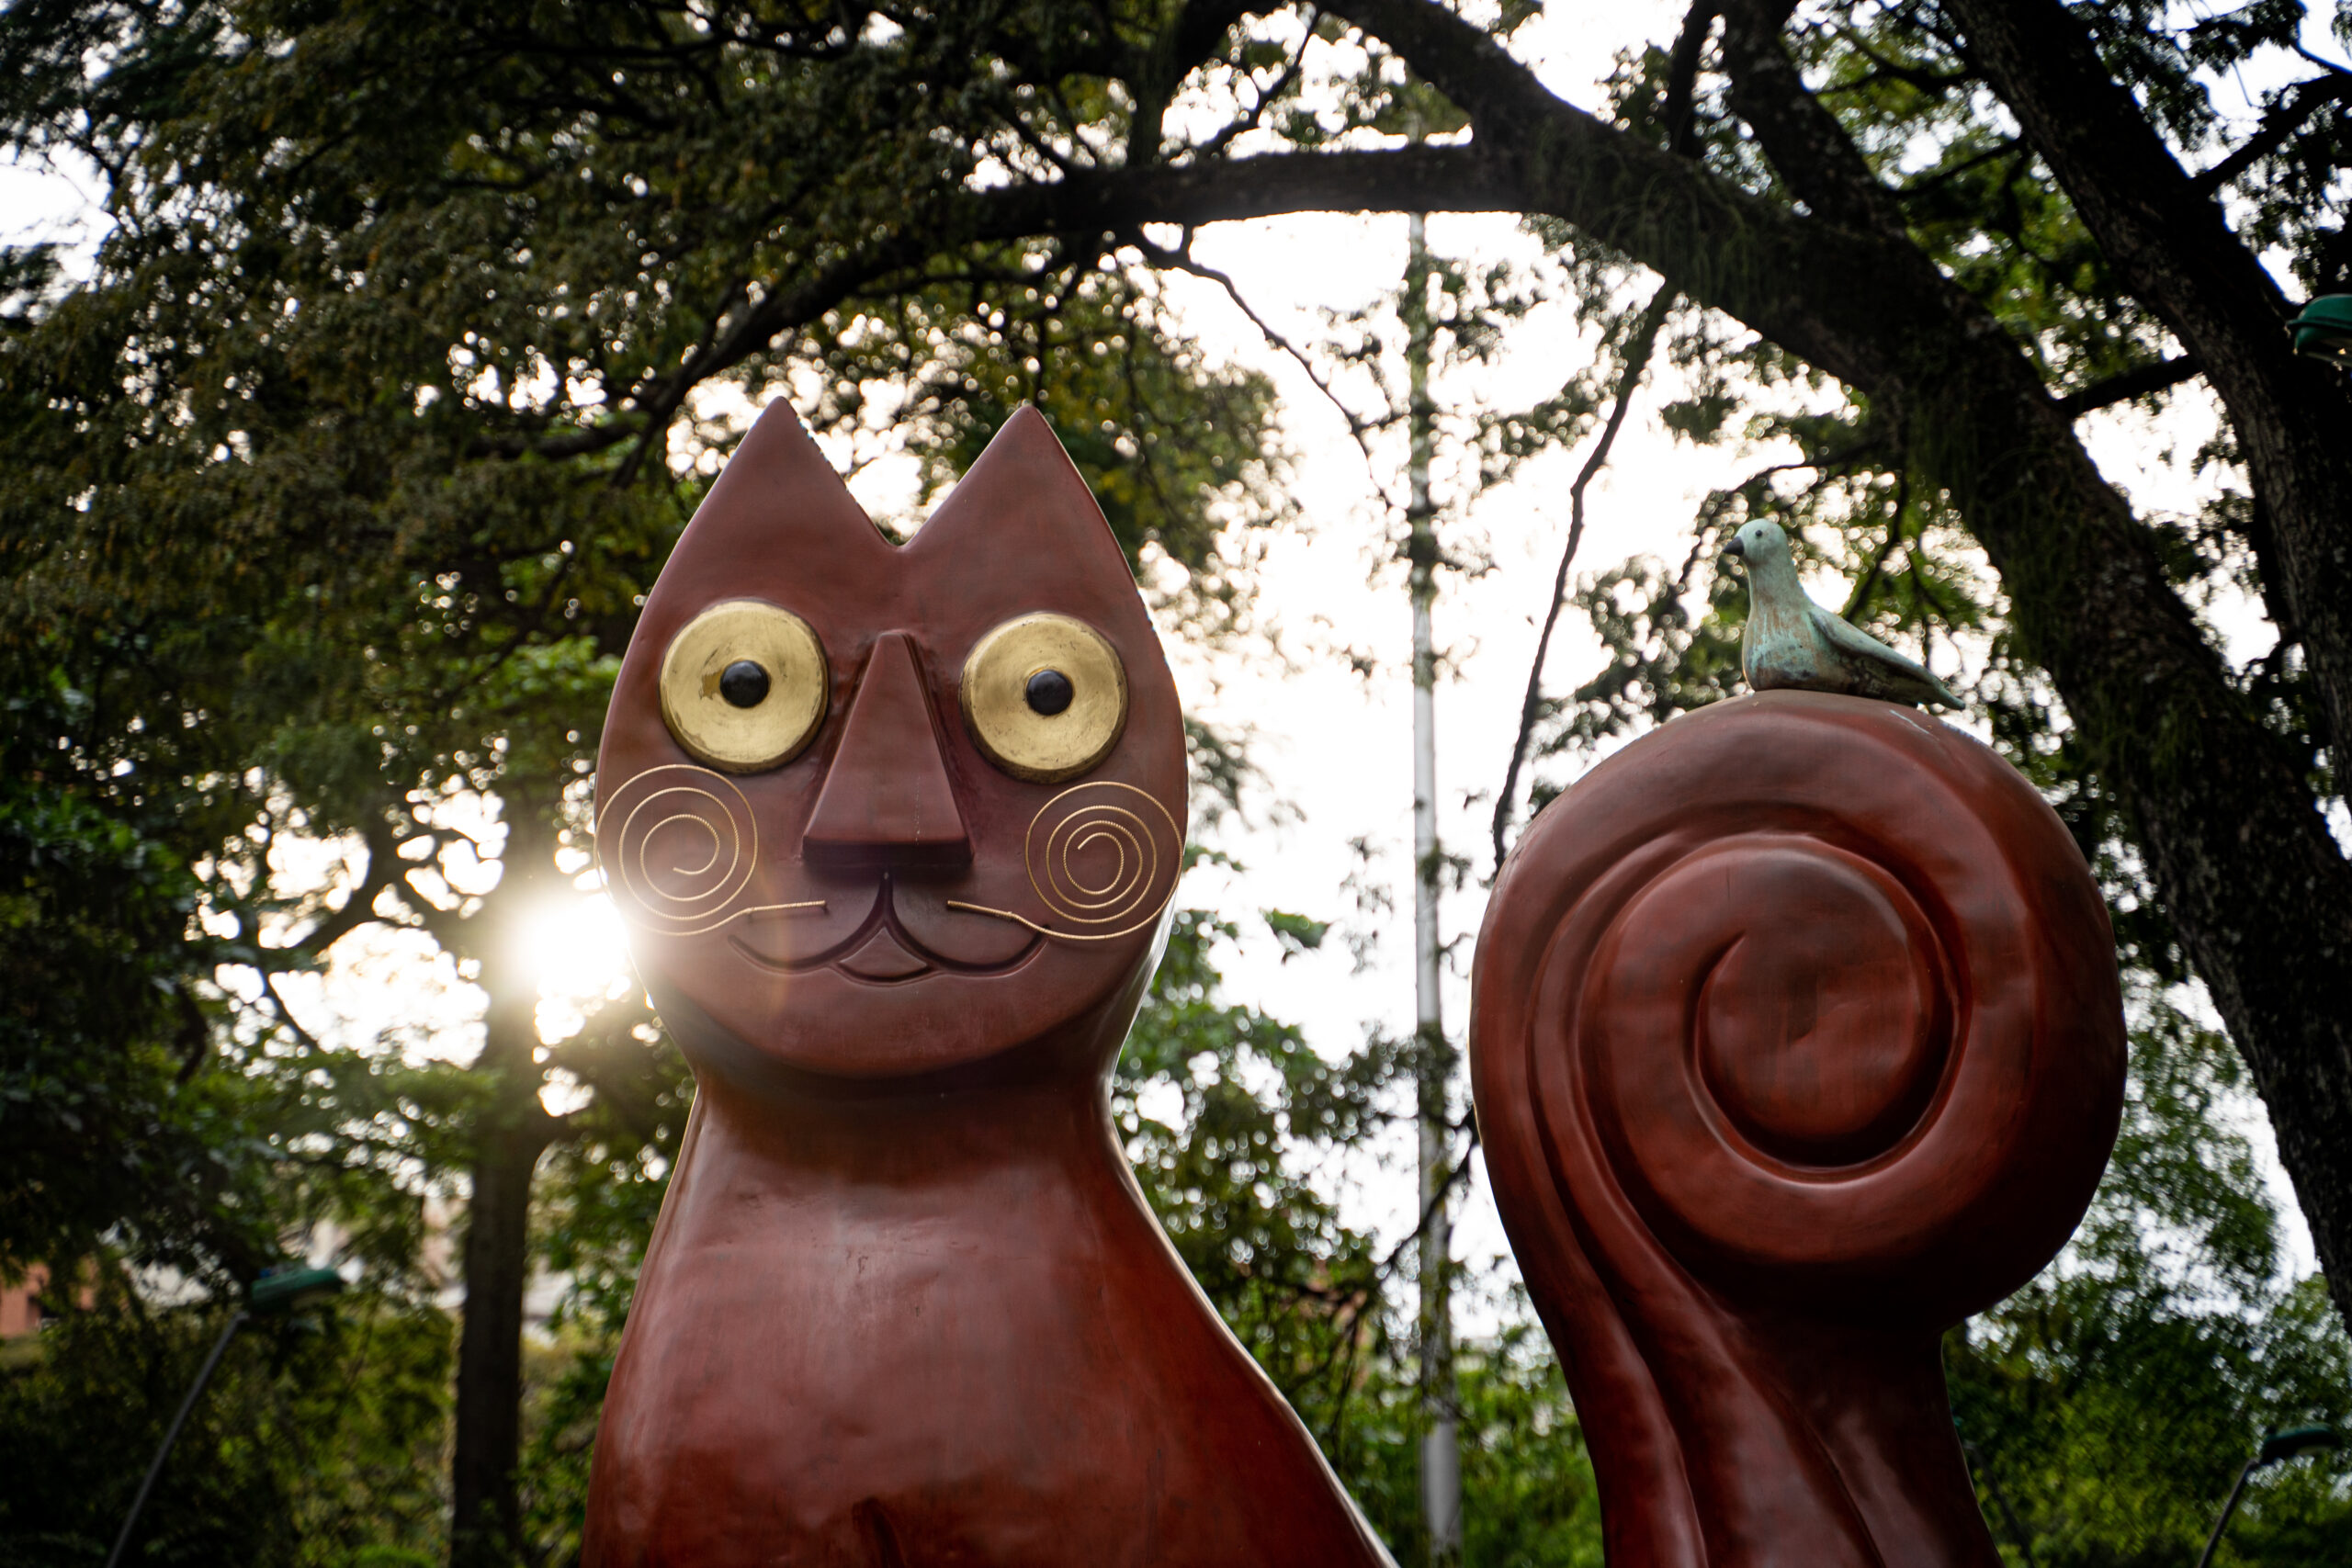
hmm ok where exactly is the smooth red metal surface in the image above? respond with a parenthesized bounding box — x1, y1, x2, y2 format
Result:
(1470, 692, 2126, 1568)
(582, 403, 1391, 1565)
(802, 629, 972, 867)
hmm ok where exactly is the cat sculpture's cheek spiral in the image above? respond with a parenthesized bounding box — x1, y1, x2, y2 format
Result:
(1029, 783, 1179, 933)
(596, 763, 816, 938)
(950, 781, 1182, 942)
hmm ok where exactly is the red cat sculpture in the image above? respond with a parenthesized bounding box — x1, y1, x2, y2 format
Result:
(582, 403, 1391, 1565)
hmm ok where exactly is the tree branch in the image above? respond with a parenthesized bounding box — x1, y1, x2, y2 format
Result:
(2191, 73, 2352, 197)
(1717, 0, 1907, 239)
(273, 813, 410, 959)
(1941, 0, 2352, 818)
(1662, 2, 1719, 157)
(1491, 286, 1675, 873)
(2052, 355, 2202, 418)
(1127, 227, 1408, 514)
(1315, 0, 1925, 390)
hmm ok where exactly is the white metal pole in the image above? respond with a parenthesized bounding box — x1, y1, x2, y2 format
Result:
(1405, 209, 1461, 1568)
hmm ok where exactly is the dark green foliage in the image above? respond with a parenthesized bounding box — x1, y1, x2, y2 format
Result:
(0, 667, 285, 1285)
(1106, 913, 1607, 1561)
(1456, 1320, 1606, 1568)
(0, 1291, 450, 1567)
(797, 261, 1288, 634)
(1951, 1007, 2352, 1565)
(1107, 911, 1608, 1562)
(1116, 911, 1398, 1438)
(511, 1024, 694, 1562)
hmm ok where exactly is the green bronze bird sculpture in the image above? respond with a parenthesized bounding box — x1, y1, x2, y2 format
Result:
(1721, 519, 1963, 709)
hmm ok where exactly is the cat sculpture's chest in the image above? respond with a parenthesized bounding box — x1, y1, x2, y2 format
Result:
(583, 1089, 1390, 1567)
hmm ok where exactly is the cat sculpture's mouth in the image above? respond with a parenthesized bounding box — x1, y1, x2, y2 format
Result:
(725, 878, 1042, 985)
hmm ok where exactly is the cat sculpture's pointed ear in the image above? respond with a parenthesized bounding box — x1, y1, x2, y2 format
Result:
(647, 400, 893, 615)
(904, 406, 1130, 581)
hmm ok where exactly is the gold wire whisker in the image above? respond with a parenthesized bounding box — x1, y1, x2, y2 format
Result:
(944, 900, 1162, 942)
(612, 899, 828, 939)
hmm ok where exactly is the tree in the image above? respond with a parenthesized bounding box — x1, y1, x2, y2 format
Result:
(0, 698, 268, 1285)
(0, 1286, 452, 1566)
(12, 0, 2340, 1332)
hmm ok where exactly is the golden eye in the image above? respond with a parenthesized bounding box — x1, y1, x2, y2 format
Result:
(658, 600, 828, 773)
(961, 613, 1128, 783)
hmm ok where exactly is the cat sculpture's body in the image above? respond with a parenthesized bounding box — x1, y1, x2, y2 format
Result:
(582, 403, 1390, 1566)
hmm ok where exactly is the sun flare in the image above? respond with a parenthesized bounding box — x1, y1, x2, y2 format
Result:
(518, 886, 639, 1044)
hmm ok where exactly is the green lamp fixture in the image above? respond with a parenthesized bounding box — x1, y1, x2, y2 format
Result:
(2289, 295, 2352, 367)
(2193, 1422, 2343, 1568)
(103, 1265, 346, 1568)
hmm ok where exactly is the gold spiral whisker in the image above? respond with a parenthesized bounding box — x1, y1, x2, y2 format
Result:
(597, 763, 827, 937)
(1039, 807, 1154, 921)
(645, 811, 724, 877)
(620, 791, 741, 918)
(941, 782, 1183, 943)
(944, 900, 1138, 942)
(1057, 823, 1132, 904)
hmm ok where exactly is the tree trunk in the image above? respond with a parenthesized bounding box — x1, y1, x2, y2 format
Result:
(1928, 0, 2352, 1320)
(451, 1102, 553, 1567)
(449, 816, 560, 1568)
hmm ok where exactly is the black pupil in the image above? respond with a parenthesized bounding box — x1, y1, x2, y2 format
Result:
(1025, 669, 1075, 716)
(718, 660, 771, 708)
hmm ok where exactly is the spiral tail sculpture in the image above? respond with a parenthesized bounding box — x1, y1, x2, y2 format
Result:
(1472, 691, 2126, 1568)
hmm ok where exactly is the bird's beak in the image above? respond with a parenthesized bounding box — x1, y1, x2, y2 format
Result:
(1720, 537, 1746, 564)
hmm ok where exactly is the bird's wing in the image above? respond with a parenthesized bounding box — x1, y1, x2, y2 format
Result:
(1809, 604, 1963, 707)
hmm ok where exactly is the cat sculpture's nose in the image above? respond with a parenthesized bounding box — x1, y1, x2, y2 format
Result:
(803, 630, 973, 869)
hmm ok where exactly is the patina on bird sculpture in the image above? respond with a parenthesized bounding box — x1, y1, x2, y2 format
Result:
(582, 403, 1393, 1566)
(1723, 518, 1964, 707)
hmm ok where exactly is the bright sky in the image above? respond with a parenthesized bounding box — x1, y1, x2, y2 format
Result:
(0, 1, 2320, 1299)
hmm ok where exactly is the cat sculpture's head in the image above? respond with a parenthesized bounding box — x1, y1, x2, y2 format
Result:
(594, 402, 1187, 1082)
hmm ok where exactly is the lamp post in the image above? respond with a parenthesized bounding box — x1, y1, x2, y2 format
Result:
(2191, 1423, 2343, 1568)
(2288, 296, 2352, 367)
(103, 1266, 345, 1568)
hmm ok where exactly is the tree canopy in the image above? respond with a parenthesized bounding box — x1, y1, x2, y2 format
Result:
(3, 1, 2349, 1563)
(14, 0, 2346, 1321)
